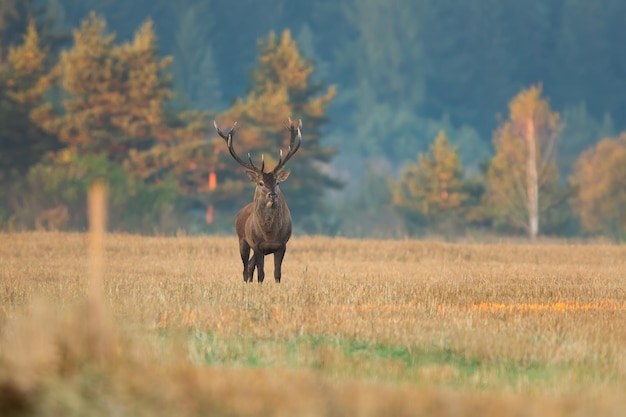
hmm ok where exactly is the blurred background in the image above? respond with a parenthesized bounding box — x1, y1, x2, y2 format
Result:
(1, 0, 624, 240)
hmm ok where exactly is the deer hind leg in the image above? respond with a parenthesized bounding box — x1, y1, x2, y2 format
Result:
(273, 246, 286, 283)
(239, 239, 251, 282)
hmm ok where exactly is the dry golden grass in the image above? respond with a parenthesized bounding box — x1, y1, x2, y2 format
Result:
(1, 231, 626, 416)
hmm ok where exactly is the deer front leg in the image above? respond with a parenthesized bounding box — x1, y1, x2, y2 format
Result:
(274, 246, 286, 283)
(246, 255, 257, 283)
(253, 251, 265, 283)
(239, 239, 251, 282)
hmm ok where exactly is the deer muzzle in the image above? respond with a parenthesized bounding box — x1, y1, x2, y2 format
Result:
(266, 191, 279, 208)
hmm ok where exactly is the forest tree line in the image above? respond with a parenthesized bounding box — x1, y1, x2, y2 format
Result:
(0, 1, 625, 239)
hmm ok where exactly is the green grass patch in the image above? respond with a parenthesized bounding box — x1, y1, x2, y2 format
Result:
(186, 331, 597, 391)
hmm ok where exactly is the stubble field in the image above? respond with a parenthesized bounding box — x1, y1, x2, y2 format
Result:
(1, 231, 625, 416)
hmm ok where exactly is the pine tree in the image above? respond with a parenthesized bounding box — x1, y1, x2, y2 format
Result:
(36, 13, 174, 162)
(0, 20, 57, 178)
(392, 131, 468, 234)
(570, 133, 626, 240)
(486, 84, 563, 239)
(30, 12, 219, 223)
(0, 0, 25, 63)
(215, 30, 340, 227)
(124, 109, 217, 196)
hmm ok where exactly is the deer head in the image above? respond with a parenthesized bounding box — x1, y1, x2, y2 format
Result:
(213, 119, 301, 208)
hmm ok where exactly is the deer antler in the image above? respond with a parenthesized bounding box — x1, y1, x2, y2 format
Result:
(213, 121, 265, 173)
(273, 118, 302, 173)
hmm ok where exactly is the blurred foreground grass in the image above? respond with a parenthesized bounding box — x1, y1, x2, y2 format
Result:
(1, 232, 625, 416)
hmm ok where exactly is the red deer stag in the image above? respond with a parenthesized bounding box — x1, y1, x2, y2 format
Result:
(213, 118, 302, 283)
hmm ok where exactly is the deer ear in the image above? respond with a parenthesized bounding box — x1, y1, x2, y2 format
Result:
(245, 171, 258, 182)
(276, 169, 291, 182)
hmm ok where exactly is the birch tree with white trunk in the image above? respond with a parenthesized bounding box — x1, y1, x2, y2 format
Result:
(487, 84, 561, 240)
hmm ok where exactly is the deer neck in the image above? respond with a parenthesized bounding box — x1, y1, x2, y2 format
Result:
(253, 191, 286, 231)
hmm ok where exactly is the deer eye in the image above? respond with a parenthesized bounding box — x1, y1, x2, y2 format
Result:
(258, 181, 264, 187)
